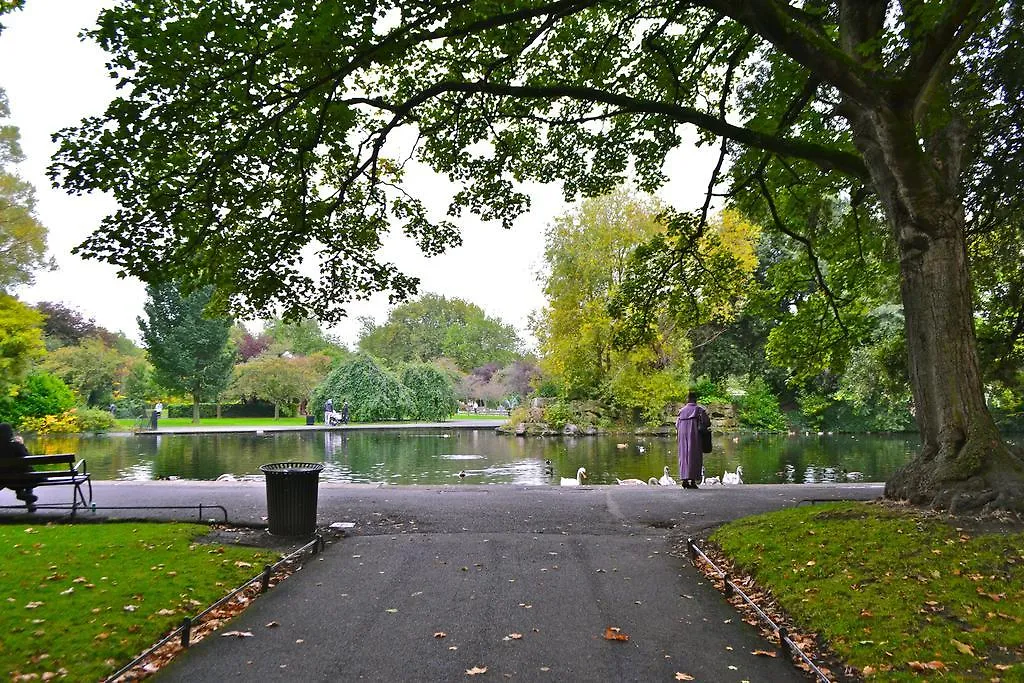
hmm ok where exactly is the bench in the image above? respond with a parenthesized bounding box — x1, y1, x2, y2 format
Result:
(1, 454, 92, 517)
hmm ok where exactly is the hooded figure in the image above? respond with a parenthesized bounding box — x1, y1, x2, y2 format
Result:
(675, 392, 711, 489)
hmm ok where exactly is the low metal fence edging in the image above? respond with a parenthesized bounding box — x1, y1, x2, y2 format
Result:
(687, 538, 831, 683)
(105, 532, 325, 682)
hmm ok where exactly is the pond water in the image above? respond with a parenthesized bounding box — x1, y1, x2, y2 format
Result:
(24, 429, 921, 485)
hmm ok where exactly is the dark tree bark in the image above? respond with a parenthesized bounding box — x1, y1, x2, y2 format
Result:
(847, 103, 1024, 513)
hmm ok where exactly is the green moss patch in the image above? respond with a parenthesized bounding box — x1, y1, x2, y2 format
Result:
(710, 502, 1024, 680)
(0, 522, 276, 680)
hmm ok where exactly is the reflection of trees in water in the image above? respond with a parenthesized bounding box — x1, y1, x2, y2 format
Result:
(54, 430, 920, 484)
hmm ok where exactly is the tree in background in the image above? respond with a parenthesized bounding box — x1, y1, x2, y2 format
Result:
(231, 353, 330, 418)
(359, 294, 521, 371)
(51, 1, 1024, 511)
(400, 363, 458, 421)
(262, 317, 348, 360)
(0, 293, 44, 397)
(535, 192, 698, 421)
(139, 281, 235, 423)
(310, 354, 412, 423)
(230, 324, 271, 361)
(34, 301, 101, 350)
(42, 337, 122, 407)
(1, 89, 51, 292)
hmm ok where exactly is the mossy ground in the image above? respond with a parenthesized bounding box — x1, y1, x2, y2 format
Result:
(710, 502, 1023, 680)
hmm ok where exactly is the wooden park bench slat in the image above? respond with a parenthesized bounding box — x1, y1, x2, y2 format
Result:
(2, 453, 92, 517)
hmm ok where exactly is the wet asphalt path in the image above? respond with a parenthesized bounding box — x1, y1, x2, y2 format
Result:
(2, 482, 883, 681)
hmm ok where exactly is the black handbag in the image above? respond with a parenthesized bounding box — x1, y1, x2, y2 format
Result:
(684, 408, 713, 453)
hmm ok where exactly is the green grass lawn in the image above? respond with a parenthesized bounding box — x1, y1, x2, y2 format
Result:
(711, 502, 1024, 680)
(0, 522, 277, 680)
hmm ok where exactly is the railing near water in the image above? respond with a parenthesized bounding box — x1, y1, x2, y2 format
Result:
(105, 532, 326, 682)
(686, 538, 831, 683)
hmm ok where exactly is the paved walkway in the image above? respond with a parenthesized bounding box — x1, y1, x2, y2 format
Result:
(3, 481, 882, 681)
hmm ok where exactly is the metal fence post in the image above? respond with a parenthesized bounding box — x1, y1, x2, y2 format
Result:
(261, 564, 272, 593)
(181, 616, 192, 648)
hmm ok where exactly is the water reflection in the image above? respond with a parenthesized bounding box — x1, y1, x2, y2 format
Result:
(24, 429, 921, 485)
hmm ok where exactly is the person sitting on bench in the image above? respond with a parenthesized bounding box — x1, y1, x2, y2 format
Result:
(0, 422, 37, 512)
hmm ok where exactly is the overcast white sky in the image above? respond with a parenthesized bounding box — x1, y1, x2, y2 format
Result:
(0, 1, 719, 350)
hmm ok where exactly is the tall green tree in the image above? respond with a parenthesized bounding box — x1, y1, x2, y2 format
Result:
(1, 89, 51, 291)
(359, 294, 521, 371)
(51, 1, 1024, 511)
(41, 336, 132, 407)
(138, 281, 236, 423)
(0, 293, 44, 397)
(310, 354, 412, 422)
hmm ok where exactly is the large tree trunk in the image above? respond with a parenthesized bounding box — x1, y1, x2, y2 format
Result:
(849, 106, 1024, 514)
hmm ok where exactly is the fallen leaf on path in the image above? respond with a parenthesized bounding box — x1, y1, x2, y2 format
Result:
(466, 665, 487, 675)
(221, 631, 254, 638)
(751, 650, 777, 657)
(603, 627, 629, 642)
(675, 674, 694, 681)
(434, 632, 447, 638)
(507, 633, 522, 640)
(266, 621, 279, 628)
(385, 608, 398, 613)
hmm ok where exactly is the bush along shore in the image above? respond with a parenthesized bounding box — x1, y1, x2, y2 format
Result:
(497, 399, 740, 436)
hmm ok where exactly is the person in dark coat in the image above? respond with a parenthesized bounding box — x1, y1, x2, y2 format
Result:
(341, 401, 349, 424)
(0, 423, 38, 511)
(675, 391, 711, 489)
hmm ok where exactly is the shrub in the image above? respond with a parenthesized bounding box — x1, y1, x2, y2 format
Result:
(400, 364, 459, 421)
(19, 407, 116, 434)
(543, 401, 574, 429)
(0, 372, 75, 427)
(736, 377, 787, 431)
(310, 354, 413, 421)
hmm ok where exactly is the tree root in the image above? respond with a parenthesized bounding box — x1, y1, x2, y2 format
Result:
(885, 441, 1024, 516)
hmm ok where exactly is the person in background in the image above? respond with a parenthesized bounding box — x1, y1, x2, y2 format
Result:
(341, 401, 350, 424)
(109, 403, 117, 416)
(155, 401, 163, 418)
(0, 423, 37, 512)
(675, 390, 711, 489)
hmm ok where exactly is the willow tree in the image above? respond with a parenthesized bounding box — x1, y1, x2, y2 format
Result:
(52, 1, 1023, 511)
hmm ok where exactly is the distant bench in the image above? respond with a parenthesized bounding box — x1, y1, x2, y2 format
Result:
(2, 454, 92, 517)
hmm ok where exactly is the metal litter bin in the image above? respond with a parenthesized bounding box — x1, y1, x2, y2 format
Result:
(260, 462, 324, 536)
(305, 415, 315, 426)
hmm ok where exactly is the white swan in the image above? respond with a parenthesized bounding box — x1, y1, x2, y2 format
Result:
(561, 467, 587, 486)
(700, 466, 721, 486)
(616, 477, 658, 486)
(722, 465, 744, 485)
(658, 466, 676, 487)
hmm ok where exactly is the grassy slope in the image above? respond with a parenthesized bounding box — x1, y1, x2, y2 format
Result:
(0, 522, 276, 680)
(711, 502, 1023, 680)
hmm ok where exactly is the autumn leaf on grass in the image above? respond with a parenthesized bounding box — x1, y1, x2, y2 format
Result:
(465, 665, 487, 675)
(908, 661, 945, 671)
(221, 631, 255, 638)
(675, 674, 695, 681)
(752, 650, 778, 657)
(603, 626, 629, 642)
(950, 639, 974, 656)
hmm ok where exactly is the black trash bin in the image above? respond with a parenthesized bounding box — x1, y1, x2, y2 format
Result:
(305, 415, 315, 426)
(260, 462, 324, 536)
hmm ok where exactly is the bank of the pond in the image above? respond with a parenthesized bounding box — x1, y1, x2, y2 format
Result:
(709, 501, 1024, 681)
